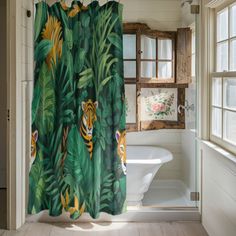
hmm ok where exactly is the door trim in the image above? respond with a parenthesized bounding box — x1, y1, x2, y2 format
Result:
(6, 0, 26, 230)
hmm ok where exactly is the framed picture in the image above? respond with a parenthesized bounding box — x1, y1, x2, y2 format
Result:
(141, 88, 178, 121)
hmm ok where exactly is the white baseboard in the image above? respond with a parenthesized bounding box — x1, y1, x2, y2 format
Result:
(26, 179, 200, 223)
(0, 169, 6, 188)
(27, 208, 200, 223)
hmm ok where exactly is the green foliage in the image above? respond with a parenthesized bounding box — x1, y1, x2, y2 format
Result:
(55, 61, 75, 126)
(108, 32, 122, 50)
(65, 28, 73, 50)
(34, 2, 48, 42)
(34, 39, 53, 62)
(78, 6, 120, 98)
(30, 1, 126, 219)
(28, 158, 45, 213)
(74, 49, 86, 74)
(78, 68, 93, 89)
(64, 125, 93, 194)
(34, 62, 55, 136)
(100, 172, 114, 211)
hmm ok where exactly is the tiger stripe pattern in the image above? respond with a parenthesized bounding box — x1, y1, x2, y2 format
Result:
(116, 130, 127, 175)
(80, 99, 98, 159)
(30, 130, 38, 170)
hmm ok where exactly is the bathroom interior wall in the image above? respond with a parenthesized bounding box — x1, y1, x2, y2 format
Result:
(0, 0, 7, 189)
(201, 142, 236, 236)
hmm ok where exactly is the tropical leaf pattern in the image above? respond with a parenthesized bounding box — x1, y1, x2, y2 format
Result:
(29, 1, 126, 219)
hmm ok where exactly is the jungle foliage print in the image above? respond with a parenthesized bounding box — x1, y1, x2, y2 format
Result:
(29, 1, 126, 219)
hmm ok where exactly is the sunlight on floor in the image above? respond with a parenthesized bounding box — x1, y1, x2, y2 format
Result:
(63, 222, 128, 231)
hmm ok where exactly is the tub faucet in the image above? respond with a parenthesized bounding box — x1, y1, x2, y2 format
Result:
(178, 100, 194, 114)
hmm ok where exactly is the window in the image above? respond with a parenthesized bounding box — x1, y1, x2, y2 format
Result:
(210, 2, 236, 153)
(123, 23, 192, 132)
(140, 35, 174, 82)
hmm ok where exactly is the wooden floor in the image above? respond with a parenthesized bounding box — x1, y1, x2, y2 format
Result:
(0, 222, 208, 236)
(0, 189, 208, 236)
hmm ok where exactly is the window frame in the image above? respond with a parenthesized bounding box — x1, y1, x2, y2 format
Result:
(139, 30, 176, 83)
(123, 27, 139, 131)
(210, 1, 236, 154)
(123, 23, 187, 132)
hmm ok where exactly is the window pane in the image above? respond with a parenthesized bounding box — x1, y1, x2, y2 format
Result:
(124, 61, 136, 78)
(217, 41, 228, 72)
(212, 107, 222, 137)
(230, 39, 236, 71)
(212, 78, 222, 106)
(217, 8, 228, 42)
(158, 62, 172, 79)
(158, 39, 172, 60)
(230, 4, 236, 37)
(224, 110, 236, 145)
(192, 31, 196, 54)
(223, 78, 236, 109)
(141, 61, 156, 78)
(123, 34, 136, 59)
(125, 84, 136, 123)
(192, 54, 195, 77)
(141, 35, 156, 60)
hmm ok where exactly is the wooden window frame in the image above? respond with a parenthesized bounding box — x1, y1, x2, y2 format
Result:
(209, 1, 236, 155)
(140, 30, 176, 84)
(124, 23, 187, 132)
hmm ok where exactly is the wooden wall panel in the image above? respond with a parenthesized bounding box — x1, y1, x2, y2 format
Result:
(176, 28, 192, 84)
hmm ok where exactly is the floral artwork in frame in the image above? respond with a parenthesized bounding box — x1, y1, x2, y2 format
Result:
(141, 88, 178, 121)
(125, 84, 136, 123)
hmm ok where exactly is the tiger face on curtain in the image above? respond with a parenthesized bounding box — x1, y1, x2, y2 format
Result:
(29, 0, 126, 219)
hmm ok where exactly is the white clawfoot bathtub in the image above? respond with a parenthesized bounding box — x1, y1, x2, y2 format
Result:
(126, 146, 173, 206)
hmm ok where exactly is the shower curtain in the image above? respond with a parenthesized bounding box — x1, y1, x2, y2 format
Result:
(29, 0, 126, 219)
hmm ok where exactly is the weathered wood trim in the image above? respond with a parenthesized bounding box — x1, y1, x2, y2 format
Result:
(141, 30, 176, 39)
(176, 27, 192, 84)
(139, 78, 176, 84)
(141, 120, 185, 130)
(124, 23, 187, 131)
(123, 22, 150, 31)
(139, 82, 188, 88)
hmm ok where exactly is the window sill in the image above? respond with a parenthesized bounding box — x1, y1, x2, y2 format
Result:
(200, 140, 236, 165)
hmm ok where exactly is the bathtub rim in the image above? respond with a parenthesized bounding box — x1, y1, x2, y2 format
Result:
(126, 145, 173, 164)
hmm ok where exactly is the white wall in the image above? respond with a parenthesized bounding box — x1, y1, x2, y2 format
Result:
(199, 1, 236, 235)
(181, 130, 196, 193)
(201, 142, 236, 236)
(0, 0, 7, 188)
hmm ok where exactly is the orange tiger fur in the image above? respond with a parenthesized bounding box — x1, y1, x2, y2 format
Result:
(80, 100, 98, 159)
(30, 130, 38, 170)
(116, 130, 127, 175)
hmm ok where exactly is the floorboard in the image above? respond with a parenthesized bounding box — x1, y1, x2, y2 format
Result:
(1, 222, 208, 236)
